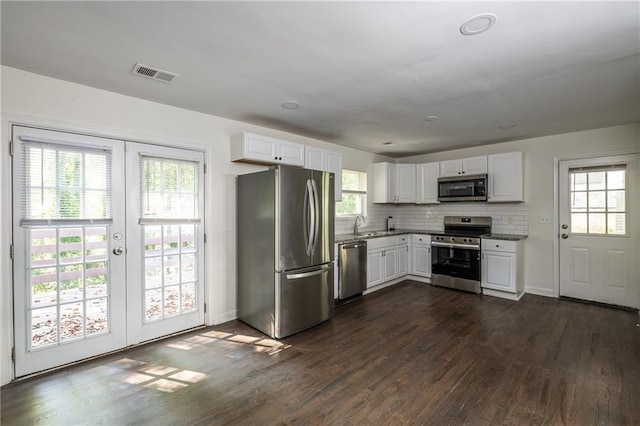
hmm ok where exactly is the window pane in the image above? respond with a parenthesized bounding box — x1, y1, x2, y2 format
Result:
(31, 306, 58, 348)
(607, 170, 625, 190)
(86, 298, 108, 336)
(607, 214, 626, 235)
(607, 191, 625, 212)
(342, 170, 362, 191)
(571, 173, 587, 191)
(60, 302, 84, 342)
(588, 213, 606, 234)
(336, 193, 364, 215)
(588, 172, 606, 190)
(23, 145, 111, 220)
(587, 191, 605, 212)
(571, 191, 587, 212)
(571, 213, 587, 233)
(141, 157, 199, 220)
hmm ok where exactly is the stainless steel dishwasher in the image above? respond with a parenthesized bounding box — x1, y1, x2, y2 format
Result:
(338, 241, 367, 300)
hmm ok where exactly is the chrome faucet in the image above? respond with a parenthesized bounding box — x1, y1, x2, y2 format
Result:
(354, 215, 365, 235)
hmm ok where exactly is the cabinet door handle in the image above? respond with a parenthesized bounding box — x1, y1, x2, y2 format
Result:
(482, 253, 485, 260)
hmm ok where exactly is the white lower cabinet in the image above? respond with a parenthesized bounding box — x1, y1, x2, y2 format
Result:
(383, 246, 398, 282)
(411, 234, 431, 278)
(397, 244, 409, 277)
(366, 246, 397, 288)
(367, 249, 384, 288)
(481, 239, 524, 300)
(366, 236, 405, 289)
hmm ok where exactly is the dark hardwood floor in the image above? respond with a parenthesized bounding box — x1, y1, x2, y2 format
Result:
(2, 281, 639, 425)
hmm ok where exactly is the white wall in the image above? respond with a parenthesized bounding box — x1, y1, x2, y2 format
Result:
(397, 123, 640, 297)
(2, 66, 638, 386)
(0, 66, 392, 385)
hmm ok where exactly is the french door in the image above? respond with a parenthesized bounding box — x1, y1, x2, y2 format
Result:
(558, 154, 639, 308)
(12, 126, 205, 377)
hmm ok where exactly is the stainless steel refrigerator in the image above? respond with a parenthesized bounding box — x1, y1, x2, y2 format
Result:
(237, 165, 334, 338)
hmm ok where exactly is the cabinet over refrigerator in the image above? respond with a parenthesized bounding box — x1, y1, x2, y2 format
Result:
(237, 165, 334, 338)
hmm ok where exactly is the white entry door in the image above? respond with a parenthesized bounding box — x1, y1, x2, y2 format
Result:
(558, 155, 639, 308)
(12, 127, 205, 377)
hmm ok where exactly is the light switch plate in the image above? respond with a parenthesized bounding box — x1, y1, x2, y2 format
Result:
(540, 215, 551, 224)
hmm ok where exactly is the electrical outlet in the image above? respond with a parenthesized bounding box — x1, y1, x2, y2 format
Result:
(540, 215, 551, 224)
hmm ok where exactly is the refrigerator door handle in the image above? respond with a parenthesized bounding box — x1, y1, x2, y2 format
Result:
(304, 179, 315, 256)
(310, 178, 320, 254)
(286, 265, 329, 280)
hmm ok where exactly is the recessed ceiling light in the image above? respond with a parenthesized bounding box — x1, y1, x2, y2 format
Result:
(499, 123, 518, 129)
(281, 101, 300, 110)
(425, 115, 438, 122)
(460, 13, 497, 36)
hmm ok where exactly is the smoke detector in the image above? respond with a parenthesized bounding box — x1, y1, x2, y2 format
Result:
(131, 63, 179, 84)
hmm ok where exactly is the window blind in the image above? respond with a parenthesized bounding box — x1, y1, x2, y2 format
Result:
(139, 154, 200, 225)
(20, 140, 113, 226)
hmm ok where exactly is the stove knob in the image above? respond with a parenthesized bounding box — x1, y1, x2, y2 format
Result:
(451, 237, 455, 242)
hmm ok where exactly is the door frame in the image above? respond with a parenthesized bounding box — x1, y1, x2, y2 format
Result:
(553, 149, 640, 309)
(1, 114, 210, 384)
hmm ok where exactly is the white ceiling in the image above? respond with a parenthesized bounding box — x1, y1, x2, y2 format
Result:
(2, 1, 639, 157)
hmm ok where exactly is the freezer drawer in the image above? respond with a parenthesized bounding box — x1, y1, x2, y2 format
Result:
(275, 263, 334, 338)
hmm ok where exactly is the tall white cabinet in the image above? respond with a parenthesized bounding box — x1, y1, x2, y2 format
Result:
(416, 162, 440, 204)
(411, 234, 432, 278)
(487, 151, 523, 202)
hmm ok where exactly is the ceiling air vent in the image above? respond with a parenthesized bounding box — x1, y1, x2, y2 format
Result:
(131, 63, 179, 84)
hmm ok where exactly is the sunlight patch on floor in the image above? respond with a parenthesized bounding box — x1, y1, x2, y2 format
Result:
(109, 357, 209, 393)
(165, 329, 292, 355)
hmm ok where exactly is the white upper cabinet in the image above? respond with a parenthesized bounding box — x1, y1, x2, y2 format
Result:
(488, 152, 523, 202)
(372, 162, 416, 203)
(305, 146, 325, 171)
(439, 156, 487, 177)
(416, 162, 440, 204)
(230, 132, 305, 167)
(305, 147, 343, 201)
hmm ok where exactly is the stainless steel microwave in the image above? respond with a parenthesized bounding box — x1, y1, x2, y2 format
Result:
(437, 174, 487, 202)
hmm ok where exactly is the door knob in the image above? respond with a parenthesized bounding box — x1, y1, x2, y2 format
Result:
(113, 247, 124, 255)
(561, 224, 568, 229)
(561, 234, 568, 239)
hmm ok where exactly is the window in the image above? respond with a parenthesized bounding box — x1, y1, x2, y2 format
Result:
(20, 141, 113, 348)
(336, 169, 367, 216)
(139, 156, 201, 321)
(569, 165, 626, 235)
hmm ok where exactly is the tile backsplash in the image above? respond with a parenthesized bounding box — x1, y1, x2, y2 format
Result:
(336, 202, 528, 236)
(335, 203, 395, 235)
(394, 203, 529, 235)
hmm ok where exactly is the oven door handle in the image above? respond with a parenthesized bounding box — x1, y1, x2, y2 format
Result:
(431, 242, 480, 251)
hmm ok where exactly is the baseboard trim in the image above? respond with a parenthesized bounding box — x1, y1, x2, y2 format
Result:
(524, 286, 555, 298)
(482, 288, 523, 301)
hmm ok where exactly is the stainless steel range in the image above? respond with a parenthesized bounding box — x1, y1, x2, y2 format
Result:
(431, 216, 492, 294)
